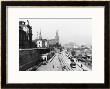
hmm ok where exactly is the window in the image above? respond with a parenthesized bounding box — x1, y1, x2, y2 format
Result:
(37, 41, 42, 47)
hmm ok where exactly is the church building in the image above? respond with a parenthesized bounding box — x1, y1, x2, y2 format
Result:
(34, 30, 59, 48)
(34, 30, 48, 48)
(48, 30, 59, 47)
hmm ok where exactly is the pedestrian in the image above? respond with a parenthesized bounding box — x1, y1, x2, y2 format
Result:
(81, 64, 82, 67)
(53, 65, 54, 68)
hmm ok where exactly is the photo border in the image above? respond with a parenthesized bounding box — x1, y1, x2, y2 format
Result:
(1, 1, 109, 88)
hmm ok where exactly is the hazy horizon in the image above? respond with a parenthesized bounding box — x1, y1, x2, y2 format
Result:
(20, 18, 92, 46)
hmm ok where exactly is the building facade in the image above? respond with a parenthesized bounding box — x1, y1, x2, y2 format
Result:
(35, 39, 48, 48)
(48, 30, 59, 47)
(34, 30, 59, 48)
(19, 20, 32, 49)
(34, 30, 48, 48)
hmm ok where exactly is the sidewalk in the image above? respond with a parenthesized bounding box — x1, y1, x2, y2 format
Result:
(37, 53, 62, 71)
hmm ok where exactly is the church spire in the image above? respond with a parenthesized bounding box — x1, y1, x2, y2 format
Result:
(27, 20, 29, 25)
(55, 30, 59, 43)
(39, 29, 42, 39)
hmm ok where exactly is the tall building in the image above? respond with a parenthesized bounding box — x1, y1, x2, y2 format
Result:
(55, 30, 59, 43)
(34, 30, 59, 48)
(48, 30, 59, 46)
(19, 20, 32, 49)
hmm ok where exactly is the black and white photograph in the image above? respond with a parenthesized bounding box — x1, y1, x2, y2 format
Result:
(19, 18, 92, 71)
(1, 1, 109, 88)
(5, 4, 107, 85)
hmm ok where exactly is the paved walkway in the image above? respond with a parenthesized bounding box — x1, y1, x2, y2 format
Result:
(37, 53, 62, 71)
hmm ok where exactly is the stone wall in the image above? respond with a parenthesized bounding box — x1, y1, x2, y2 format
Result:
(19, 49, 41, 71)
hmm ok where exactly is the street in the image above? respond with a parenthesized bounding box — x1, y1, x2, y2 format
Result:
(36, 50, 91, 71)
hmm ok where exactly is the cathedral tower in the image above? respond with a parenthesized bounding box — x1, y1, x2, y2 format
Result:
(55, 30, 59, 43)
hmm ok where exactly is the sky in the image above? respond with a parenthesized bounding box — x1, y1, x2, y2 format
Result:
(20, 19, 92, 46)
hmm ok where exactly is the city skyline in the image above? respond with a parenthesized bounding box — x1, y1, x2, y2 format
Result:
(20, 18, 92, 46)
